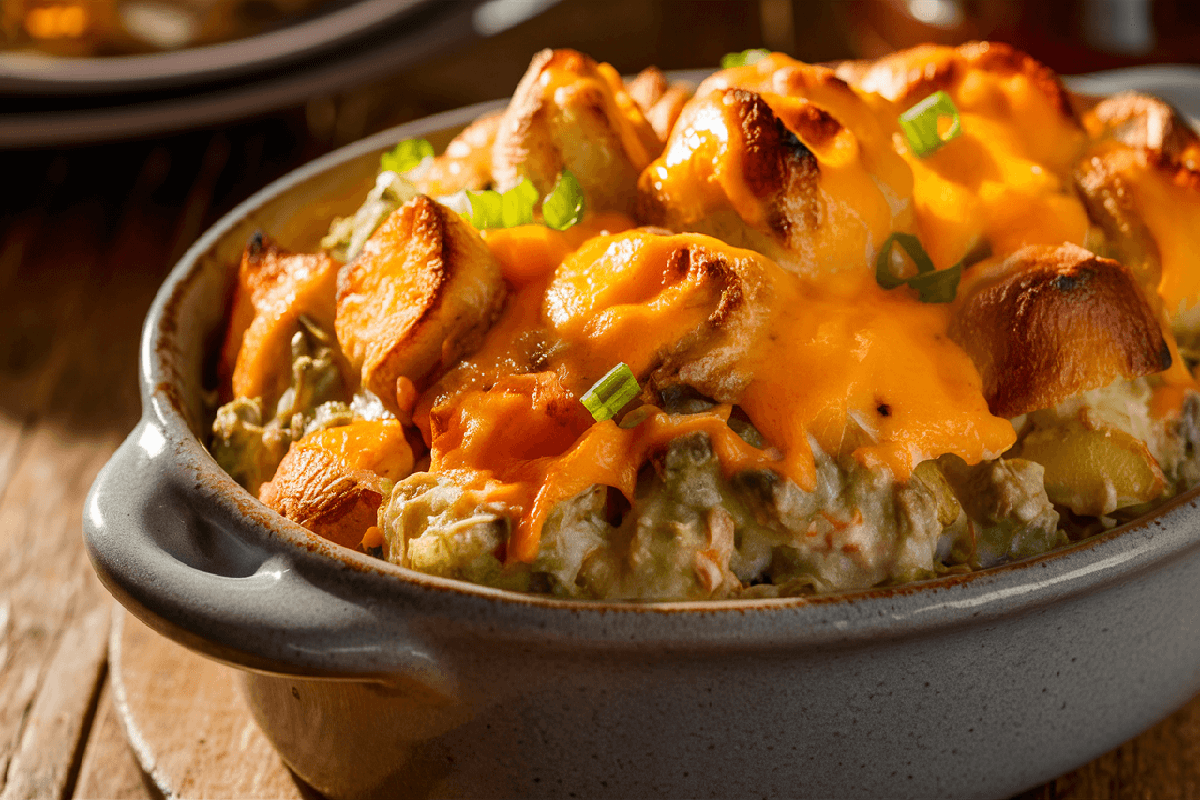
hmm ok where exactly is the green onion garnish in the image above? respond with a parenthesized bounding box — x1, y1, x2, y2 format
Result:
(875, 232, 960, 303)
(876, 232, 935, 288)
(907, 264, 961, 303)
(502, 179, 539, 228)
(581, 363, 640, 422)
(542, 170, 585, 231)
(721, 49, 770, 70)
(467, 188, 504, 229)
(467, 179, 539, 230)
(898, 90, 962, 157)
(380, 138, 434, 174)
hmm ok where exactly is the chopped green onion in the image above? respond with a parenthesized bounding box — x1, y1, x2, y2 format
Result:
(876, 232, 935, 288)
(721, 48, 770, 69)
(581, 363, 640, 422)
(467, 189, 505, 229)
(875, 231, 961, 303)
(380, 138, 434, 174)
(542, 170, 585, 231)
(898, 90, 962, 157)
(907, 264, 961, 303)
(468, 180, 539, 230)
(501, 179, 538, 228)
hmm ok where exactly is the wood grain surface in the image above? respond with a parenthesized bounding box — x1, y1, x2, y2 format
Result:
(1, 3, 1200, 798)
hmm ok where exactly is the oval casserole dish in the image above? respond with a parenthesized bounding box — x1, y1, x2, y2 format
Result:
(85, 68, 1200, 800)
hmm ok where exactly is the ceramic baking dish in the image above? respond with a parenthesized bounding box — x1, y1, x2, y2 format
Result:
(84, 66, 1200, 800)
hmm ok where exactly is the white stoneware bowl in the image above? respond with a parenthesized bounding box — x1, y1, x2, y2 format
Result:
(84, 68, 1200, 800)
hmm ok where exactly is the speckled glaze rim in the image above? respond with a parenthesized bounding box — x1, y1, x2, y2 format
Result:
(85, 66, 1200, 678)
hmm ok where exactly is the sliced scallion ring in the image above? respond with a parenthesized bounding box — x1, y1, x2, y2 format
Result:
(876, 231, 936, 288)
(906, 263, 962, 303)
(581, 363, 640, 422)
(898, 90, 962, 157)
(875, 232, 961, 303)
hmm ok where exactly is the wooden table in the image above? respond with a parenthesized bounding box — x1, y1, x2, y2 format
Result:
(4, 11, 1200, 794)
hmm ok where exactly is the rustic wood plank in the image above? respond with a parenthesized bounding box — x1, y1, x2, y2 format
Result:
(73, 680, 156, 800)
(0, 145, 189, 800)
(110, 610, 313, 800)
(0, 594, 109, 800)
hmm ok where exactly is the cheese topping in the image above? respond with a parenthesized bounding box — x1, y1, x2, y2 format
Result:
(426, 230, 1014, 560)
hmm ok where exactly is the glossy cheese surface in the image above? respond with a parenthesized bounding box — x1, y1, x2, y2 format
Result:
(424, 229, 1014, 559)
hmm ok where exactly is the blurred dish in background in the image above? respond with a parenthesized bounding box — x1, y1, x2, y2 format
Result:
(3, 0, 345, 57)
(0, 0, 430, 92)
(0, 0, 561, 147)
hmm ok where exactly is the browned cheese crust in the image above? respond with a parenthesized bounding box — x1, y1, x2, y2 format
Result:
(842, 40, 1078, 124)
(259, 445, 384, 550)
(335, 195, 506, 413)
(636, 88, 824, 271)
(950, 243, 1171, 418)
(646, 242, 773, 402)
(1075, 93, 1200, 294)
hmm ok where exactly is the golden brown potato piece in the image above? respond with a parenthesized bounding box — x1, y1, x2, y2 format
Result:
(949, 243, 1171, 418)
(626, 66, 693, 142)
(841, 41, 1078, 132)
(542, 230, 776, 402)
(414, 112, 502, 197)
(218, 233, 344, 409)
(837, 43, 1089, 269)
(637, 86, 908, 277)
(695, 52, 899, 137)
(259, 420, 414, 550)
(1075, 93, 1200, 330)
(491, 49, 662, 216)
(1084, 92, 1200, 166)
(336, 195, 506, 413)
(1011, 420, 1165, 517)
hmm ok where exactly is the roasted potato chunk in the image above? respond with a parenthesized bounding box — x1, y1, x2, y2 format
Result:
(626, 65, 693, 142)
(492, 48, 662, 216)
(1011, 421, 1165, 517)
(336, 195, 506, 413)
(542, 230, 775, 402)
(637, 87, 909, 277)
(838, 42, 1089, 269)
(841, 41, 1081, 167)
(949, 243, 1170, 418)
(1083, 92, 1200, 165)
(259, 420, 414, 549)
(218, 233, 345, 410)
(414, 112, 502, 197)
(1075, 93, 1200, 332)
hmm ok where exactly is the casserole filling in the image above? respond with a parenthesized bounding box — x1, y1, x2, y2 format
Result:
(210, 43, 1200, 600)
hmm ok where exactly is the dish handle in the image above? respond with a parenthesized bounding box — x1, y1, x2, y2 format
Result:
(84, 419, 452, 688)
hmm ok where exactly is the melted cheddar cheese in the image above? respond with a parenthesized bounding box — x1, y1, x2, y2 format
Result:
(424, 230, 1014, 559)
(216, 44, 1200, 596)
